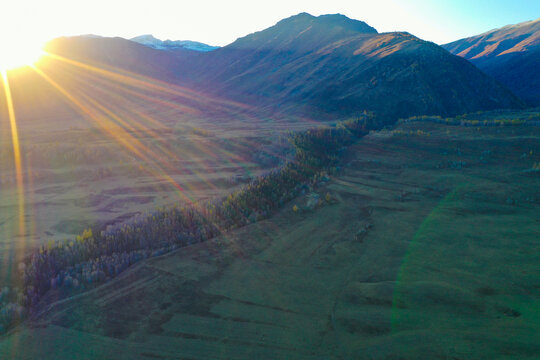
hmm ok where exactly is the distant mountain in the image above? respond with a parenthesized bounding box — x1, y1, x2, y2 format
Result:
(130, 35, 218, 52)
(179, 13, 523, 120)
(443, 19, 540, 105)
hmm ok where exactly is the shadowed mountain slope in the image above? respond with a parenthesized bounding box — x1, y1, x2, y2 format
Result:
(44, 36, 185, 82)
(443, 18, 540, 105)
(176, 13, 523, 120)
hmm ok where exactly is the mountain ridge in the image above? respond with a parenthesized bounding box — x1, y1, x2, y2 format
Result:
(443, 18, 540, 105)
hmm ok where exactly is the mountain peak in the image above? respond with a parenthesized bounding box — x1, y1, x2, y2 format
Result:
(316, 13, 378, 34)
(131, 34, 159, 42)
(278, 12, 377, 34)
(229, 12, 377, 52)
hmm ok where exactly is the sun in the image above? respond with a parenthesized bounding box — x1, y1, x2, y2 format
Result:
(0, 37, 45, 71)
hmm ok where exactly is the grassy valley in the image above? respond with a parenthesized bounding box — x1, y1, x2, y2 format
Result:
(1, 110, 538, 359)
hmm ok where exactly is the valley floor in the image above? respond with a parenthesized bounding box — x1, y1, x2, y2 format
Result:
(1, 121, 539, 359)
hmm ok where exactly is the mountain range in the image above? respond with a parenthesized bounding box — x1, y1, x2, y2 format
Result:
(173, 13, 523, 119)
(443, 18, 540, 105)
(3, 13, 534, 130)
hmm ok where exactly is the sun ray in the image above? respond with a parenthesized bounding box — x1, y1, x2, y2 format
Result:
(40, 62, 231, 193)
(51, 62, 202, 117)
(1, 71, 25, 241)
(73, 92, 200, 202)
(29, 64, 198, 204)
(42, 51, 253, 112)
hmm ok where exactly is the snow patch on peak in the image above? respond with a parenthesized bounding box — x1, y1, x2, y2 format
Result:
(130, 35, 219, 52)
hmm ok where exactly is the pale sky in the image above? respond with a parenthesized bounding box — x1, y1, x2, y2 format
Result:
(1, 0, 539, 50)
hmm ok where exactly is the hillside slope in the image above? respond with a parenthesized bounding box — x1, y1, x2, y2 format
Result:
(443, 19, 540, 105)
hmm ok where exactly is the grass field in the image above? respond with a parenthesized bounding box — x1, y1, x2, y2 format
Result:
(1, 118, 539, 359)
